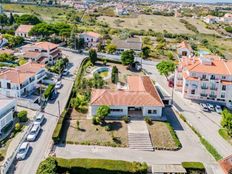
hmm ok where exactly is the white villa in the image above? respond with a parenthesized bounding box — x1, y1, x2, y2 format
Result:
(0, 62, 46, 98)
(21, 42, 61, 64)
(0, 95, 16, 133)
(174, 54, 232, 108)
(79, 32, 101, 48)
(90, 76, 164, 119)
(177, 41, 193, 58)
(15, 25, 34, 39)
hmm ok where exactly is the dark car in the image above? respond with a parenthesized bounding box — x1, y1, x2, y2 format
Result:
(50, 90, 58, 100)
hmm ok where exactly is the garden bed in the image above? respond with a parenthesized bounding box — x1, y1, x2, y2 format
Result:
(147, 121, 181, 150)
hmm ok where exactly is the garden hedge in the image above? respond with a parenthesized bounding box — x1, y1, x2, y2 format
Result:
(43, 84, 55, 99)
(182, 162, 205, 173)
(52, 110, 67, 143)
(56, 158, 148, 174)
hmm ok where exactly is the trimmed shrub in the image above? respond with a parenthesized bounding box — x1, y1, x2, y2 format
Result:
(56, 158, 148, 174)
(17, 110, 28, 122)
(122, 116, 130, 123)
(43, 84, 55, 99)
(166, 122, 182, 149)
(182, 162, 205, 174)
(105, 125, 111, 131)
(52, 110, 67, 143)
(14, 123, 21, 132)
(144, 116, 152, 125)
(36, 157, 57, 174)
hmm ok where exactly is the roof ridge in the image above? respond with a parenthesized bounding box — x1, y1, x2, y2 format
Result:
(224, 61, 232, 75)
(90, 89, 107, 104)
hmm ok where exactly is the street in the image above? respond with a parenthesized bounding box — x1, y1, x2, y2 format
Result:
(143, 64, 232, 158)
(10, 51, 85, 174)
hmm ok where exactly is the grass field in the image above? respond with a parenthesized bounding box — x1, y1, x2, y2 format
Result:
(98, 15, 194, 34)
(2, 4, 81, 22)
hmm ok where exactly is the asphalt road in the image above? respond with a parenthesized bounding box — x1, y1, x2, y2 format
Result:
(143, 64, 232, 158)
(10, 51, 85, 174)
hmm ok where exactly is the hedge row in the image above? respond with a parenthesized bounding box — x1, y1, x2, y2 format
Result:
(56, 158, 148, 174)
(52, 110, 67, 143)
(182, 162, 205, 173)
(43, 84, 55, 99)
(165, 122, 182, 149)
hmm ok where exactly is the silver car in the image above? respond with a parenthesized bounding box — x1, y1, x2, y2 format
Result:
(34, 113, 44, 125)
(27, 124, 41, 141)
(17, 142, 29, 160)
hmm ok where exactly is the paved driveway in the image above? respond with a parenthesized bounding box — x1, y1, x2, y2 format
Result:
(11, 52, 85, 174)
(143, 64, 232, 158)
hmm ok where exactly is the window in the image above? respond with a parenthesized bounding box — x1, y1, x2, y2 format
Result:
(7, 83, 11, 89)
(110, 109, 123, 112)
(202, 74, 206, 79)
(211, 75, 215, 80)
(222, 76, 226, 80)
(191, 90, 195, 94)
(222, 85, 226, 91)
(221, 93, 225, 98)
(148, 110, 157, 114)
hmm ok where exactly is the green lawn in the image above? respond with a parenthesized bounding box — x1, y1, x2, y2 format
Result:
(219, 128, 232, 145)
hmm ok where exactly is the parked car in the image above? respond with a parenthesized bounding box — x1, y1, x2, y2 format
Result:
(200, 103, 209, 112)
(27, 124, 41, 141)
(17, 142, 30, 160)
(50, 90, 58, 100)
(62, 69, 69, 76)
(215, 105, 222, 114)
(34, 113, 44, 125)
(55, 81, 62, 89)
(207, 103, 215, 111)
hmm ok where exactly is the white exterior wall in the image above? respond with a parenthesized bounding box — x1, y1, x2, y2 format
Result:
(80, 34, 99, 47)
(177, 48, 191, 57)
(15, 32, 29, 38)
(143, 106, 162, 117)
(91, 105, 127, 117)
(0, 99, 16, 132)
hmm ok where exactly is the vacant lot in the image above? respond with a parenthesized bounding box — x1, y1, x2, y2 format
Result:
(98, 15, 194, 34)
(2, 4, 81, 22)
(147, 121, 179, 150)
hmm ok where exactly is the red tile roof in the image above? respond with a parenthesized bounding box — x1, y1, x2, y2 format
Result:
(23, 42, 58, 51)
(84, 32, 101, 38)
(178, 41, 192, 51)
(91, 76, 164, 107)
(15, 25, 33, 33)
(219, 154, 232, 174)
(0, 62, 45, 84)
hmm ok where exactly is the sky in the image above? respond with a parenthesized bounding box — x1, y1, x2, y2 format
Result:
(159, 0, 232, 3)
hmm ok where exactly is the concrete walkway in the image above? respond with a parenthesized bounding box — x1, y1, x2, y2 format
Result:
(127, 121, 153, 151)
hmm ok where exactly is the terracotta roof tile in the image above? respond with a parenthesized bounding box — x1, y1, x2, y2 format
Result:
(219, 154, 232, 174)
(15, 25, 33, 33)
(84, 32, 101, 38)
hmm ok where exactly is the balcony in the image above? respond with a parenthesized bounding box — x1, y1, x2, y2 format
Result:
(209, 95, 217, 98)
(201, 86, 208, 89)
(210, 87, 217, 91)
(200, 93, 208, 97)
(200, 78, 208, 81)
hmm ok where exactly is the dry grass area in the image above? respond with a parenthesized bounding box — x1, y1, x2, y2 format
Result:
(148, 121, 179, 150)
(98, 15, 193, 34)
(65, 117, 128, 147)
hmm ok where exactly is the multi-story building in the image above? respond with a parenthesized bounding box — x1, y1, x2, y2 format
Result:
(0, 62, 46, 98)
(21, 42, 61, 64)
(174, 55, 232, 108)
(79, 32, 101, 48)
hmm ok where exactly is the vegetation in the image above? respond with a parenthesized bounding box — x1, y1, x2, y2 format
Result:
(17, 110, 28, 122)
(166, 122, 182, 149)
(0, 53, 16, 62)
(144, 116, 152, 125)
(52, 110, 67, 143)
(141, 46, 150, 59)
(15, 14, 41, 25)
(219, 128, 231, 144)
(121, 50, 135, 65)
(221, 109, 232, 136)
(225, 26, 232, 33)
(122, 116, 130, 123)
(182, 162, 205, 174)
(48, 58, 68, 74)
(111, 66, 119, 84)
(3, 34, 24, 48)
(156, 60, 176, 79)
(14, 123, 22, 132)
(180, 19, 198, 33)
(36, 157, 57, 174)
(106, 44, 117, 54)
(36, 157, 148, 174)
(93, 105, 110, 124)
(89, 49, 98, 65)
(43, 84, 55, 99)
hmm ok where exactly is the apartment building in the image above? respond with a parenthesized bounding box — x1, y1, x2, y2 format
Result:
(0, 62, 46, 98)
(79, 32, 101, 48)
(174, 55, 232, 108)
(21, 42, 61, 64)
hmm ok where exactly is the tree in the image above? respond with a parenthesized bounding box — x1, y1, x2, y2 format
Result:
(106, 44, 117, 54)
(96, 105, 110, 124)
(111, 66, 119, 84)
(92, 73, 104, 88)
(9, 12, 15, 25)
(156, 60, 176, 79)
(18, 58, 27, 65)
(29, 23, 56, 37)
(68, 25, 77, 49)
(121, 50, 134, 65)
(167, 51, 174, 60)
(221, 109, 232, 136)
(17, 110, 28, 122)
(0, 14, 9, 27)
(142, 46, 150, 59)
(15, 123, 21, 132)
(3, 34, 24, 48)
(37, 157, 57, 174)
(89, 49, 97, 65)
(16, 14, 41, 25)
(225, 26, 232, 33)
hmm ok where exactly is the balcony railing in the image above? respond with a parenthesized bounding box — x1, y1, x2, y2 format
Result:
(210, 87, 217, 91)
(209, 95, 217, 98)
(200, 93, 207, 97)
(200, 78, 208, 81)
(201, 86, 208, 89)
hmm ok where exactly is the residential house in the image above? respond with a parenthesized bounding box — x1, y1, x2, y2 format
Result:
(115, 4, 128, 16)
(79, 32, 101, 48)
(15, 25, 34, 39)
(203, 15, 219, 24)
(0, 95, 16, 133)
(219, 154, 232, 174)
(177, 41, 193, 58)
(90, 76, 164, 119)
(174, 55, 232, 108)
(220, 13, 232, 24)
(21, 42, 61, 64)
(111, 37, 142, 53)
(0, 61, 46, 98)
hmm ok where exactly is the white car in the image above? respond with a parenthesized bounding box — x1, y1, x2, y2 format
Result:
(55, 81, 62, 89)
(34, 113, 44, 125)
(62, 69, 69, 76)
(27, 124, 41, 141)
(200, 103, 209, 112)
(215, 105, 222, 114)
(207, 103, 215, 111)
(17, 142, 29, 160)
